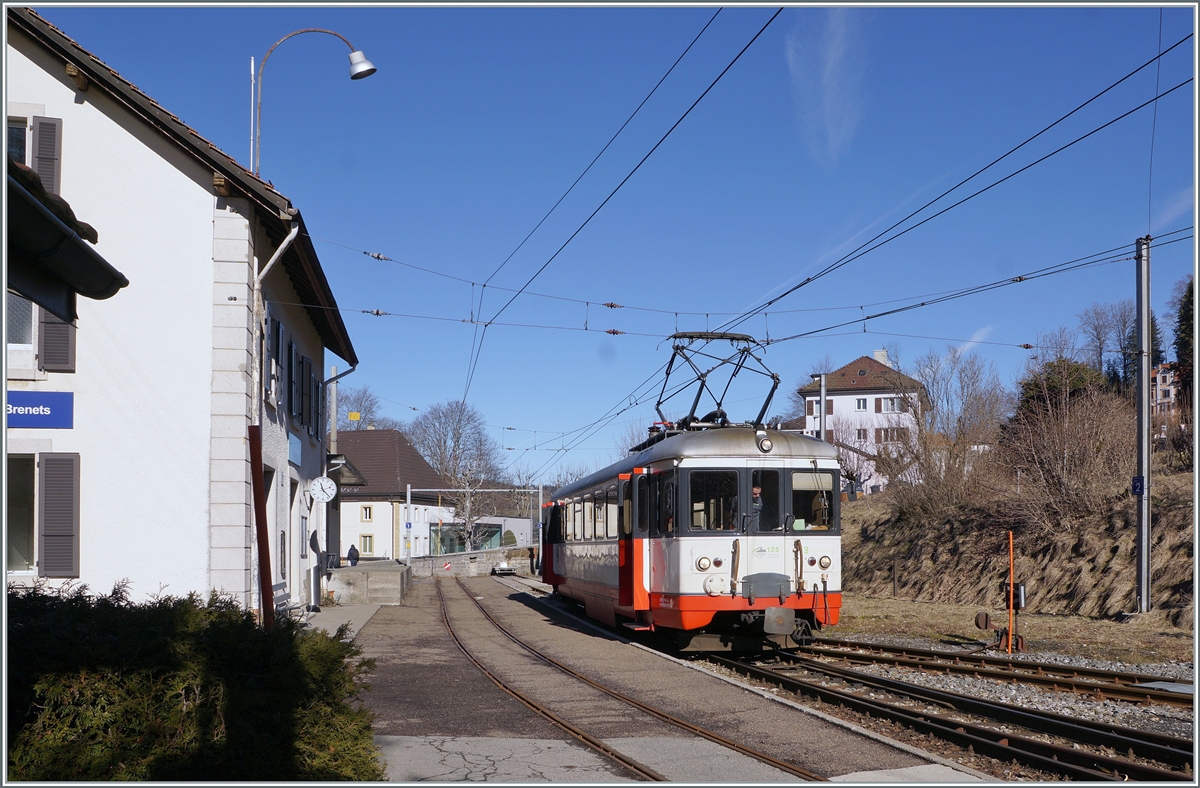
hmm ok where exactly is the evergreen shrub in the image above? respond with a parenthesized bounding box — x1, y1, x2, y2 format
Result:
(7, 581, 385, 781)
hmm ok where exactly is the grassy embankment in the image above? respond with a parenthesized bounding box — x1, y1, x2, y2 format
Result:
(836, 472, 1194, 664)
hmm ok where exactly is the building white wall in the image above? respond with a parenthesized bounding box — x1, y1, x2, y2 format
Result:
(7, 31, 216, 598)
(339, 500, 455, 561)
(799, 391, 921, 491)
(7, 28, 337, 609)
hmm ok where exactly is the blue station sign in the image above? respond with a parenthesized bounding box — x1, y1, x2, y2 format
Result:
(7, 391, 74, 429)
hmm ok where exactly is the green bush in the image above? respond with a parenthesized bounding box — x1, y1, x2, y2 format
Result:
(7, 582, 385, 781)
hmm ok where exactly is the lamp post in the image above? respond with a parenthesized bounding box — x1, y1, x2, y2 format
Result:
(810, 373, 827, 441)
(253, 28, 376, 176)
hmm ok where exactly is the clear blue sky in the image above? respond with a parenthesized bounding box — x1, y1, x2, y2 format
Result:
(29, 4, 1196, 481)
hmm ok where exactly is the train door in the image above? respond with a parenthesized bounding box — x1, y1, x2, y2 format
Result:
(743, 468, 789, 594)
(618, 475, 649, 609)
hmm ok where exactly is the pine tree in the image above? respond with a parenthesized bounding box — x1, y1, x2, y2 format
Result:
(1122, 309, 1165, 381)
(1174, 279, 1193, 406)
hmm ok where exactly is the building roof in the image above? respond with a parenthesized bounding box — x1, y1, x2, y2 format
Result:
(799, 355, 924, 395)
(8, 8, 356, 365)
(336, 429, 447, 502)
(8, 155, 128, 321)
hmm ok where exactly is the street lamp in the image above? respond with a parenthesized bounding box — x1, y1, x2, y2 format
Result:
(810, 373, 827, 441)
(254, 28, 376, 176)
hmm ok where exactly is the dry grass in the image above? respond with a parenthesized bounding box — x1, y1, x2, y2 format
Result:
(836, 594, 1194, 665)
(836, 471, 1194, 665)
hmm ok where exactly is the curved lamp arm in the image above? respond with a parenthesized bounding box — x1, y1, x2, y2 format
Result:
(254, 28, 376, 176)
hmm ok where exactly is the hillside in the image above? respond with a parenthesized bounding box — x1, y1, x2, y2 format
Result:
(841, 471, 1194, 629)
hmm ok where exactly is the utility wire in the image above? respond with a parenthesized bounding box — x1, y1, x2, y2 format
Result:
(717, 34, 1194, 334)
(463, 8, 785, 401)
(465, 9, 723, 399)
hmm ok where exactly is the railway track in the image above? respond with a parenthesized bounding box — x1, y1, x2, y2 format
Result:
(497, 575, 1194, 780)
(435, 577, 827, 782)
(804, 638, 1194, 707)
(713, 651, 1193, 782)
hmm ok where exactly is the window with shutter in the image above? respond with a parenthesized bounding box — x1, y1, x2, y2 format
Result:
(31, 116, 62, 195)
(875, 398, 882, 413)
(875, 428, 883, 443)
(288, 341, 298, 418)
(825, 399, 833, 415)
(38, 452, 80, 578)
(806, 400, 814, 416)
(38, 307, 76, 373)
(300, 356, 313, 427)
(275, 320, 285, 405)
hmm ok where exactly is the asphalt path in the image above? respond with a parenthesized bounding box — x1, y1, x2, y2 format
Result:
(342, 577, 988, 782)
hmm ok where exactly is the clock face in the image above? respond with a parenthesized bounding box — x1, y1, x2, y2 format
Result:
(309, 476, 338, 503)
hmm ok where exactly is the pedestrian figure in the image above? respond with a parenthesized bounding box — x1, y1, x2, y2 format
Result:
(347, 544, 360, 566)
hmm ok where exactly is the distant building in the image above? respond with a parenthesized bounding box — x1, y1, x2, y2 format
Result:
(1152, 363, 1179, 417)
(336, 429, 454, 561)
(788, 350, 928, 492)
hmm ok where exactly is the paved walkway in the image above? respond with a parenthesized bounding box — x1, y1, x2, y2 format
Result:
(303, 603, 380, 639)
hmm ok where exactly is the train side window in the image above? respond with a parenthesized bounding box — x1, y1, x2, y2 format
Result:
(621, 481, 633, 536)
(660, 473, 676, 536)
(546, 505, 563, 543)
(583, 494, 594, 540)
(571, 500, 582, 540)
(606, 486, 619, 539)
(791, 470, 839, 531)
(750, 469, 781, 532)
(689, 470, 738, 531)
(636, 475, 651, 535)
(593, 491, 605, 539)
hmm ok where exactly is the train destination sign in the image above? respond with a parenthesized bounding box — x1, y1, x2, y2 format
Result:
(6, 391, 74, 429)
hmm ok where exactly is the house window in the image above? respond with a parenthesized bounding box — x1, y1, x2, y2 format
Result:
(361, 534, 374, 555)
(881, 397, 903, 413)
(361, 505, 372, 522)
(855, 398, 867, 411)
(876, 427, 909, 443)
(278, 530, 287, 579)
(856, 428, 868, 440)
(8, 118, 27, 162)
(6, 453, 80, 576)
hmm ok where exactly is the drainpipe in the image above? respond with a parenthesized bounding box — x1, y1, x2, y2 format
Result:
(251, 220, 299, 427)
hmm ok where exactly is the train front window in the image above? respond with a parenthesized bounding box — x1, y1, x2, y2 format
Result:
(750, 469, 781, 532)
(689, 470, 739, 531)
(791, 470, 839, 531)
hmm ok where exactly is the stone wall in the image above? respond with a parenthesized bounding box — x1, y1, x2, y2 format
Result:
(407, 546, 539, 578)
(325, 561, 412, 605)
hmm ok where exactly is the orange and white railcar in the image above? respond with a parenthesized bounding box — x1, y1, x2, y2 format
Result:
(541, 426, 841, 650)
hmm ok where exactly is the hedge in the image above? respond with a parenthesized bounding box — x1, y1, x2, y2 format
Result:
(7, 581, 386, 781)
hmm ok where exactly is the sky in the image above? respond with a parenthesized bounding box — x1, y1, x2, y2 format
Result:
(23, 3, 1197, 482)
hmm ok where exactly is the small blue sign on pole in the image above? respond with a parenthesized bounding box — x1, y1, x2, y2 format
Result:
(6, 391, 74, 429)
(1132, 476, 1145, 496)
(405, 522, 412, 529)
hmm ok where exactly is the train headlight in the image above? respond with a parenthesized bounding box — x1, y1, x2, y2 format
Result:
(756, 430, 773, 453)
(818, 555, 832, 570)
(696, 556, 712, 571)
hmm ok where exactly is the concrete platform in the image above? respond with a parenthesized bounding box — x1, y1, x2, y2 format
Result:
(303, 604, 380, 640)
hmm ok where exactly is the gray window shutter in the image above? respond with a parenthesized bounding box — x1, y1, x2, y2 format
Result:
(31, 116, 63, 194)
(38, 307, 76, 373)
(288, 341, 298, 417)
(38, 453, 80, 578)
(300, 357, 313, 427)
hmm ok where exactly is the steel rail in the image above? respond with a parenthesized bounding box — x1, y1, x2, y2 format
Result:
(813, 637, 1195, 688)
(766, 651, 1193, 762)
(460, 577, 827, 781)
(711, 654, 1187, 781)
(799, 644, 1193, 707)
(434, 579, 668, 781)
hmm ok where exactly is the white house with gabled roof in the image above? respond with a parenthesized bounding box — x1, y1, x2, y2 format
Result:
(5, 8, 357, 614)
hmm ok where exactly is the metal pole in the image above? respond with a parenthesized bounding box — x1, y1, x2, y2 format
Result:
(249, 56, 255, 168)
(329, 365, 338, 453)
(406, 483, 412, 558)
(1135, 236, 1153, 613)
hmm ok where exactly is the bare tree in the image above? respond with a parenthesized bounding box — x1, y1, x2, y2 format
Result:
(336, 384, 404, 432)
(1107, 300, 1136, 387)
(1077, 303, 1112, 372)
(406, 400, 504, 551)
(880, 346, 1008, 519)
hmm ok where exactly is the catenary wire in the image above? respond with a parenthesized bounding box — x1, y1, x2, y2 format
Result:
(462, 8, 785, 401)
(717, 37, 1194, 334)
(464, 9, 723, 398)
